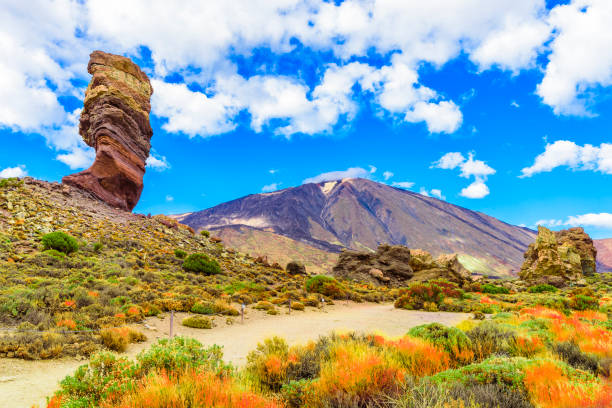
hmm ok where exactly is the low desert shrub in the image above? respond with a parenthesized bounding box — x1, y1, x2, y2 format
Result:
(394, 283, 444, 310)
(182, 253, 221, 275)
(290, 301, 305, 311)
(200, 230, 210, 238)
(182, 315, 212, 329)
(480, 284, 510, 294)
(407, 323, 474, 365)
(523, 360, 610, 408)
(191, 302, 215, 315)
(467, 321, 516, 361)
(306, 341, 404, 407)
(305, 275, 345, 298)
(137, 337, 225, 374)
(102, 369, 284, 408)
(100, 327, 146, 352)
(528, 284, 557, 293)
(173, 248, 187, 259)
(570, 294, 599, 311)
(41, 231, 79, 254)
(553, 341, 601, 375)
(246, 336, 292, 392)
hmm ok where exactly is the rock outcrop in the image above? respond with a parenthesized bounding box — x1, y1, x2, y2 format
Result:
(519, 226, 597, 286)
(63, 51, 153, 211)
(332, 244, 472, 287)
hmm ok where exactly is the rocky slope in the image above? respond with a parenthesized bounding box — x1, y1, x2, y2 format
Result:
(595, 239, 612, 272)
(332, 244, 472, 287)
(177, 178, 537, 276)
(519, 226, 597, 286)
(63, 51, 153, 211)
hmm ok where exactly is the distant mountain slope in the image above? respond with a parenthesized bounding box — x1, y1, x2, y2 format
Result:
(595, 239, 612, 272)
(209, 225, 338, 275)
(178, 178, 537, 276)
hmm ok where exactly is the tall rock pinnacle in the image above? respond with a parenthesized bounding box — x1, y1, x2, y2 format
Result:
(63, 51, 153, 211)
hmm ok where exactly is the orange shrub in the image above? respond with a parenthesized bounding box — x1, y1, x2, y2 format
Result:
(101, 369, 284, 408)
(62, 300, 76, 308)
(56, 319, 76, 330)
(524, 361, 611, 408)
(386, 336, 452, 376)
(308, 343, 404, 407)
(511, 334, 545, 357)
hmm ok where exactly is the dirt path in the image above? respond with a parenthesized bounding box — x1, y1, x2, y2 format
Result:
(0, 303, 470, 408)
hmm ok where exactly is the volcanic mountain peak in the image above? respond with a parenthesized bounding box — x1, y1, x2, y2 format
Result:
(178, 178, 538, 276)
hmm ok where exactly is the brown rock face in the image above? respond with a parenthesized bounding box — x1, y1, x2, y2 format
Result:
(62, 51, 153, 211)
(519, 226, 597, 285)
(332, 244, 472, 287)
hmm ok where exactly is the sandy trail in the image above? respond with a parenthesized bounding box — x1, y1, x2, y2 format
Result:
(0, 303, 469, 408)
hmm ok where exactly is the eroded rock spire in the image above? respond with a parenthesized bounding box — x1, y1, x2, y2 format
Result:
(63, 51, 153, 211)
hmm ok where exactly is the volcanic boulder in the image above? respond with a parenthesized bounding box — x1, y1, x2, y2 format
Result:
(63, 51, 153, 211)
(332, 244, 472, 287)
(519, 226, 597, 286)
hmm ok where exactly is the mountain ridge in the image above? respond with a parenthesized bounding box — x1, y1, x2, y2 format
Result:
(176, 178, 538, 276)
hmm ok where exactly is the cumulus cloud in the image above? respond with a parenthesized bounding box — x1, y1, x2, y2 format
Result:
(521, 140, 612, 177)
(303, 167, 371, 184)
(537, 213, 612, 229)
(0, 165, 27, 178)
(5, 0, 612, 168)
(165, 195, 174, 202)
(383, 171, 394, 180)
(146, 152, 171, 171)
(262, 183, 281, 192)
(432, 151, 495, 199)
(537, 0, 612, 115)
(431, 152, 466, 170)
(460, 179, 490, 199)
(392, 181, 415, 189)
(418, 187, 445, 199)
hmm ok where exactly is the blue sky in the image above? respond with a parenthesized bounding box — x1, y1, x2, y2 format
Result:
(1, 0, 612, 238)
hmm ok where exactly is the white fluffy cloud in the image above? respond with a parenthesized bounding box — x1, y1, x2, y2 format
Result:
(392, 181, 415, 189)
(146, 152, 171, 171)
(537, 213, 612, 229)
(5, 0, 612, 166)
(418, 187, 445, 199)
(383, 171, 394, 180)
(521, 140, 612, 177)
(432, 151, 495, 199)
(262, 183, 281, 193)
(0, 165, 27, 178)
(460, 179, 490, 199)
(537, 0, 612, 115)
(303, 167, 371, 184)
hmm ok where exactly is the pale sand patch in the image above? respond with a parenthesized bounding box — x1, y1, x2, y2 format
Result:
(1, 302, 470, 408)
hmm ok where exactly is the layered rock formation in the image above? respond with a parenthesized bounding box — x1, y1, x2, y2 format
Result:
(63, 51, 153, 211)
(332, 244, 472, 287)
(519, 226, 597, 286)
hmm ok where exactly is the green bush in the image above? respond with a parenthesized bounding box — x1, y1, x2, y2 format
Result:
(200, 230, 210, 238)
(0, 177, 23, 188)
(480, 283, 510, 294)
(182, 253, 221, 275)
(182, 315, 212, 329)
(407, 323, 472, 364)
(174, 248, 187, 259)
(305, 275, 345, 298)
(191, 302, 215, 315)
(137, 336, 224, 373)
(93, 242, 103, 252)
(570, 294, 599, 310)
(41, 231, 79, 254)
(528, 284, 557, 293)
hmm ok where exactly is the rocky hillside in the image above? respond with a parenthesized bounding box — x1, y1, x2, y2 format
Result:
(595, 238, 612, 272)
(177, 178, 537, 276)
